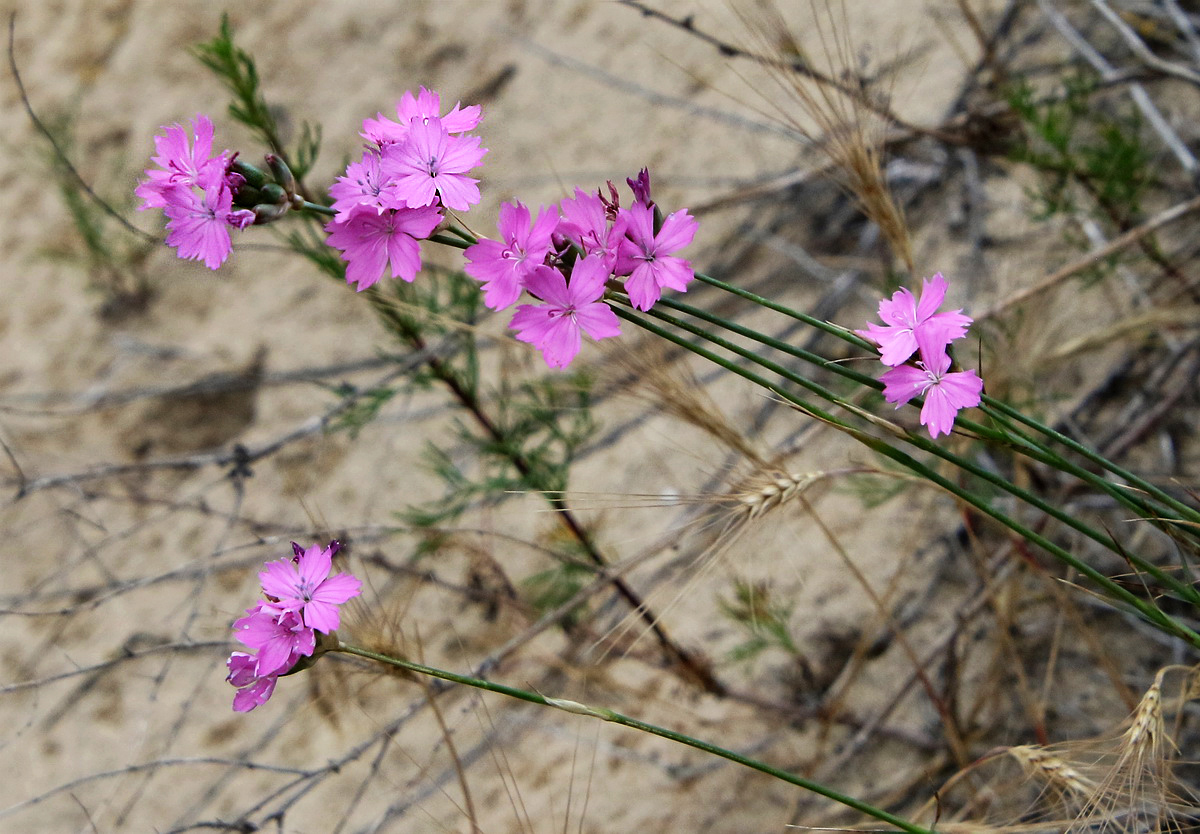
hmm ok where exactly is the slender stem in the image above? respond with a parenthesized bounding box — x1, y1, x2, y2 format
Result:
(613, 306, 1200, 648)
(690, 270, 1200, 526)
(644, 295, 1200, 604)
(300, 201, 336, 216)
(335, 642, 935, 834)
(359, 290, 725, 695)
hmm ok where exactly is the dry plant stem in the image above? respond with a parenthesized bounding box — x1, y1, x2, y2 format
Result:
(615, 0, 951, 143)
(419, 676, 480, 834)
(980, 194, 1200, 320)
(613, 306, 1200, 648)
(359, 290, 726, 696)
(7, 14, 157, 244)
(9, 356, 437, 500)
(1037, 0, 1199, 174)
(798, 494, 971, 766)
(1089, 0, 1200, 87)
(334, 642, 935, 834)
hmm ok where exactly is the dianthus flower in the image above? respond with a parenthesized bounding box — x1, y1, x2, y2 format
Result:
(162, 181, 240, 270)
(380, 116, 486, 211)
(857, 273, 972, 367)
(556, 187, 623, 272)
(464, 201, 559, 310)
(880, 344, 983, 438)
(226, 541, 361, 712)
(258, 541, 362, 633)
(324, 204, 444, 291)
(137, 114, 250, 269)
(361, 86, 481, 146)
(135, 114, 227, 210)
(329, 150, 391, 216)
(614, 203, 698, 311)
(510, 257, 621, 369)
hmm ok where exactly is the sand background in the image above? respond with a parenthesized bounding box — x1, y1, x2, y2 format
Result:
(1, 1, 1193, 832)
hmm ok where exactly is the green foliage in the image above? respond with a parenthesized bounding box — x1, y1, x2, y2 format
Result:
(37, 107, 154, 319)
(839, 470, 909, 510)
(331, 383, 398, 439)
(399, 371, 597, 529)
(720, 579, 798, 662)
(522, 560, 593, 624)
(193, 14, 321, 179)
(1006, 72, 1153, 227)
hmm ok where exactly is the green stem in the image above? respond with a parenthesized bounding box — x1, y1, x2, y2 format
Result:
(644, 295, 1200, 604)
(692, 271, 1200, 526)
(300, 201, 336, 216)
(335, 642, 934, 834)
(613, 305, 1200, 648)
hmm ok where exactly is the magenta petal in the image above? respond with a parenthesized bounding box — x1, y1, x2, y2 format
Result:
(654, 209, 698, 252)
(259, 559, 301, 600)
(880, 365, 930, 406)
(312, 573, 363, 606)
(540, 319, 582, 368)
(574, 303, 621, 340)
(297, 545, 333, 587)
(915, 273, 948, 321)
(303, 600, 341, 633)
(232, 676, 277, 712)
(624, 264, 662, 311)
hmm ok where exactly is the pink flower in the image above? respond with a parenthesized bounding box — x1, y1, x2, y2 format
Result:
(510, 257, 621, 369)
(361, 86, 482, 146)
(136, 114, 227, 210)
(258, 541, 362, 633)
(325, 204, 443, 291)
(614, 203, 697, 311)
(162, 181, 238, 270)
(380, 117, 486, 211)
(557, 188, 623, 272)
(226, 652, 279, 713)
(858, 273, 972, 367)
(464, 201, 559, 310)
(626, 168, 652, 207)
(329, 150, 390, 216)
(232, 602, 315, 677)
(881, 346, 983, 438)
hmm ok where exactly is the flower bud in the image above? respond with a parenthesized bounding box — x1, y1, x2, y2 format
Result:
(252, 202, 290, 224)
(265, 153, 296, 200)
(258, 183, 288, 206)
(230, 159, 269, 190)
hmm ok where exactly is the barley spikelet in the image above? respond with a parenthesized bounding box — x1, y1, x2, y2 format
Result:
(1007, 745, 1097, 798)
(733, 469, 825, 520)
(1116, 667, 1166, 774)
(735, 1, 914, 271)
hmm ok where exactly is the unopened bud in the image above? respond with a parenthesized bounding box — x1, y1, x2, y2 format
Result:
(257, 183, 288, 206)
(265, 153, 296, 200)
(252, 202, 290, 224)
(231, 159, 268, 190)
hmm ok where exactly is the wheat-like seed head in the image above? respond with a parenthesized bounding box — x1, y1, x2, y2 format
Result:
(734, 1, 914, 271)
(1007, 745, 1097, 798)
(735, 470, 824, 520)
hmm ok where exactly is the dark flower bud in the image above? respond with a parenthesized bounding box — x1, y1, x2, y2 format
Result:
(230, 158, 269, 190)
(265, 153, 296, 200)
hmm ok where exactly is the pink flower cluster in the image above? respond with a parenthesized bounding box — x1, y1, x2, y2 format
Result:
(465, 170, 698, 368)
(326, 88, 487, 291)
(857, 273, 983, 438)
(136, 115, 254, 269)
(226, 541, 361, 712)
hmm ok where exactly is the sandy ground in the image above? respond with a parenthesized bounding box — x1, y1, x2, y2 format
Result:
(0, 1, 1182, 832)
